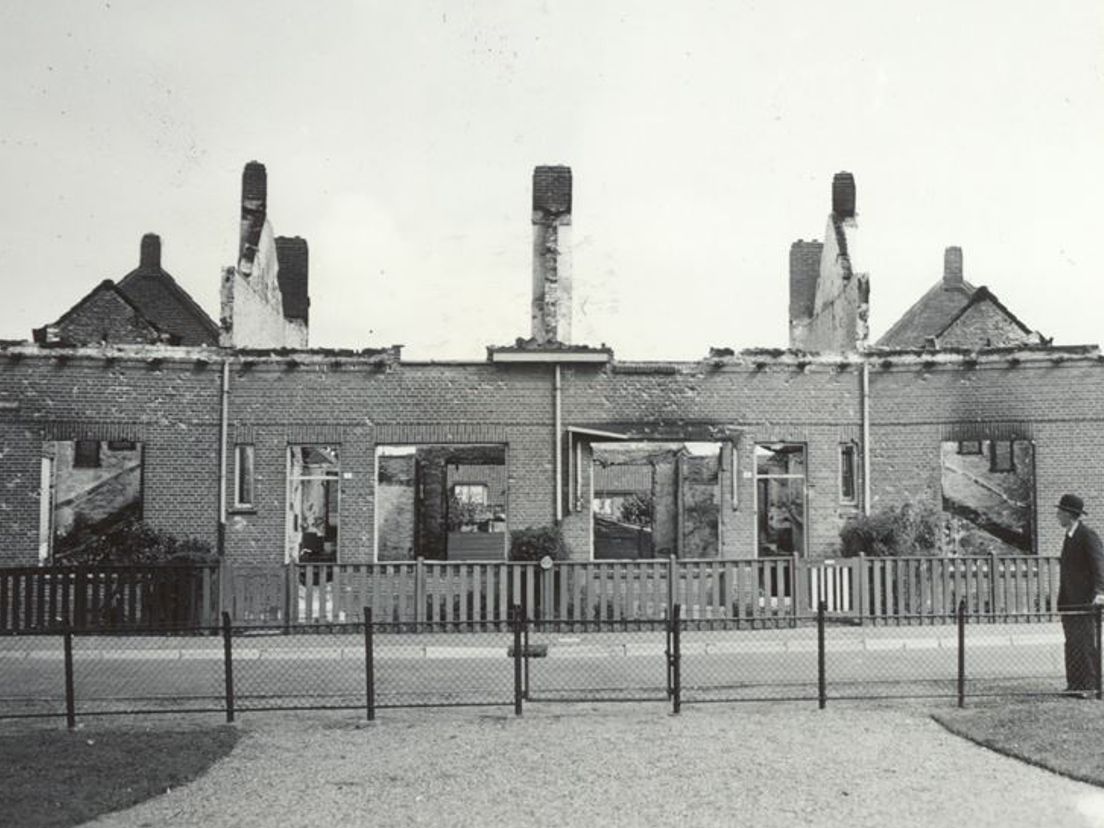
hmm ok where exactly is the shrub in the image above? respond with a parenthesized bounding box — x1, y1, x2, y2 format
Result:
(839, 499, 943, 557)
(54, 514, 217, 566)
(509, 525, 567, 562)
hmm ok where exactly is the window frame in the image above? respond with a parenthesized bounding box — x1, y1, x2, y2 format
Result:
(286, 444, 341, 564)
(753, 442, 808, 558)
(450, 482, 490, 506)
(989, 440, 1015, 473)
(233, 443, 256, 510)
(73, 439, 101, 469)
(839, 442, 858, 505)
(957, 441, 982, 456)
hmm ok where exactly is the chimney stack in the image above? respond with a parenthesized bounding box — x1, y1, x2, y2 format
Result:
(832, 172, 856, 219)
(531, 165, 573, 345)
(943, 246, 963, 288)
(276, 236, 310, 325)
(139, 233, 161, 269)
(239, 161, 268, 275)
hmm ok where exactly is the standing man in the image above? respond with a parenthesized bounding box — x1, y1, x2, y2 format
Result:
(1056, 494, 1104, 697)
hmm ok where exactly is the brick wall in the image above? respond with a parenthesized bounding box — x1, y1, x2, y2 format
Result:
(51, 286, 163, 345)
(939, 300, 1033, 348)
(4, 347, 1104, 566)
(0, 350, 221, 564)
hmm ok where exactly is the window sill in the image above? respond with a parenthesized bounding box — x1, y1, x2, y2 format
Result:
(228, 506, 257, 515)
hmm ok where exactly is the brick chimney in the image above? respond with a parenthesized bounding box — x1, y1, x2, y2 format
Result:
(531, 165, 573, 345)
(139, 233, 161, 269)
(275, 236, 310, 324)
(239, 161, 267, 275)
(943, 246, 964, 288)
(832, 172, 856, 219)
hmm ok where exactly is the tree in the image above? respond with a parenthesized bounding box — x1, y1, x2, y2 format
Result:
(618, 493, 654, 527)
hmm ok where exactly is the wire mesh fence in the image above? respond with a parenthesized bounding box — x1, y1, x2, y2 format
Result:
(0, 603, 1099, 727)
(521, 620, 671, 703)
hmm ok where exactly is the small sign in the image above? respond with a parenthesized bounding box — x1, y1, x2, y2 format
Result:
(539, 555, 554, 571)
(343, 472, 353, 479)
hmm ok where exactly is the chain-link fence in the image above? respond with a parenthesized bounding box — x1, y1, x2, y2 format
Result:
(0, 603, 1100, 727)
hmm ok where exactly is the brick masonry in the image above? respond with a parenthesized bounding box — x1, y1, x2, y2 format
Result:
(3, 346, 1104, 565)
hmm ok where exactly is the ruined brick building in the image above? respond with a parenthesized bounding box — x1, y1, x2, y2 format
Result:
(1, 162, 1096, 568)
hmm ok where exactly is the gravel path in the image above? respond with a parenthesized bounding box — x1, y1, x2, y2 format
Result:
(88, 703, 1104, 828)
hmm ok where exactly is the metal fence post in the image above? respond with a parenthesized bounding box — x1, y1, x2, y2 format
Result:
(512, 604, 523, 716)
(221, 610, 235, 723)
(957, 598, 966, 708)
(666, 609, 673, 699)
(671, 603, 681, 714)
(365, 607, 375, 721)
(817, 600, 827, 710)
(63, 628, 76, 731)
(523, 612, 531, 701)
(1095, 604, 1103, 702)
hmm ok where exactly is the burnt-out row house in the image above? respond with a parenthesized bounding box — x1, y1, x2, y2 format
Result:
(1, 162, 1094, 569)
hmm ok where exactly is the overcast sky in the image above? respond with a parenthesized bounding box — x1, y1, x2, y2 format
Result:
(1, 1, 1101, 360)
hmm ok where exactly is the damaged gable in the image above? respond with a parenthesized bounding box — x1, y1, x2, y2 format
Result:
(788, 172, 870, 353)
(220, 162, 310, 349)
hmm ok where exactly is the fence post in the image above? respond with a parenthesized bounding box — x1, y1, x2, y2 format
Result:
(1095, 604, 1102, 702)
(512, 604, 523, 716)
(415, 558, 426, 625)
(988, 551, 999, 621)
(221, 610, 234, 724)
(666, 607, 673, 698)
(856, 553, 866, 625)
(63, 628, 76, 731)
(667, 555, 677, 621)
(792, 553, 801, 627)
(523, 612, 531, 701)
(284, 561, 295, 628)
(671, 603, 681, 714)
(957, 598, 967, 708)
(364, 607, 375, 722)
(817, 600, 827, 710)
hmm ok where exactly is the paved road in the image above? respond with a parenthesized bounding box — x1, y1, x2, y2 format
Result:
(80, 703, 1104, 828)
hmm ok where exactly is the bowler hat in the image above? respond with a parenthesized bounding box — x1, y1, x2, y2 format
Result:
(1057, 494, 1086, 516)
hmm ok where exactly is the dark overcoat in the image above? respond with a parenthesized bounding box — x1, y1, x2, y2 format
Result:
(1058, 521, 1104, 609)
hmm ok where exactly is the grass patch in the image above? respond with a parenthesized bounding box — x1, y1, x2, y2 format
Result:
(0, 723, 240, 827)
(934, 699, 1104, 787)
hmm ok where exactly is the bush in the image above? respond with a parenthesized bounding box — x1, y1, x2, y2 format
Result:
(839, 499, 943, 557)
(509, 525, 567, 562)
(54, 514, 217, 566)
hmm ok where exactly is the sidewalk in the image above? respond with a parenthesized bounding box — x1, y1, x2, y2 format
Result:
(0, 621, 1068, 661)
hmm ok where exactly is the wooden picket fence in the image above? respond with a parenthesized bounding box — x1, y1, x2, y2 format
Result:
(225, 554, 1063, 627)
(0, 565, 221, 632)
(0, 555, 1065, 632)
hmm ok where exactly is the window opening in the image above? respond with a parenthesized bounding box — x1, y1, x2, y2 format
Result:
(754, 442, 806, 558)
(375, 445, 507, 561)
(42, 440, 144, 563)
(234, 444, 255, 508)
(73, 439, 101, 469)
(941, 439, 1035, 554)
(287, 445, 339, 563)
(839, 443, 858, 505)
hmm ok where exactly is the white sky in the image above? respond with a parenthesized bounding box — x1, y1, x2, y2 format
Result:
(1, 1, 1101, 360)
